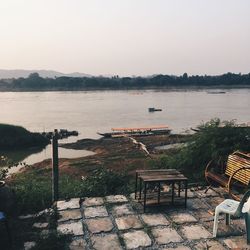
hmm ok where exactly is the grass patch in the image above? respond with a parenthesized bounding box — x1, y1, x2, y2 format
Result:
(8, 166, 133, 215)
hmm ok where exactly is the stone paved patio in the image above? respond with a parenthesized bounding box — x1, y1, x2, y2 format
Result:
(56, 187, 249, 249)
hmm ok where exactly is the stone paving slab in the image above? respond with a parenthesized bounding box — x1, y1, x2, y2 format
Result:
(231, 218, 246, 232)
(84, 206, 108, 218)
(55, 188, 248, 249)
(224, 236, 249, 249)
(193, 239, 226, 250)
(169, 212, 197, 224)
(86, 217, 114, 233)
(204, 220, 244, 237)
(192, 210, 215, 222)
(57, 220, 83, 236)
(115, 215, 142, 230)
(40, 229, 50, 236)
(195, 188, 219, 198)
(106, 195, 128, 203)
(24, 241, 36, 250)
(151, 227, 183, 244)
(112, 204, 134, 217)
(57, 198, 80, 211)
(122, 230, 152, 249)
(32, 222, 49, 229)
(19, 214, 35, 220)
(82, 197, 104, 207)
(58, 209, 82, 222)
(69, 238, 87, 250)
(129, 193, 136, 200)
(91, 233, 122, 250)
(181, 224, 212, 240)
(141, 213, 170, 226)
(179, 189, 196, 198)
(204, 196, 225, 208)
(187, 198, 210, 210)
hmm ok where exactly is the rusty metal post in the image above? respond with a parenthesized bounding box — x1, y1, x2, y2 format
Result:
(52, 129, 59, 202)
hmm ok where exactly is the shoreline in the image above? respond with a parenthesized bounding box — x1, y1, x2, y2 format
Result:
(6, 134, 190, 180)
(0, 84, 250, 92)
(51, 134, 190, 176)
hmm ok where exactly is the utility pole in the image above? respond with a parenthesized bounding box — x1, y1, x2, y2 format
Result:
(52, 129, 59, 203)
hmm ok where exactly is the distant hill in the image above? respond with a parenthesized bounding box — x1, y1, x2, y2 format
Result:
(0, 69, 92, 79)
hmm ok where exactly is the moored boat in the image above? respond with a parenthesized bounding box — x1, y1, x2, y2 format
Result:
(98, 125, 171, 138)
(207, 91, 226, 94)
(148, 107, 162, 112)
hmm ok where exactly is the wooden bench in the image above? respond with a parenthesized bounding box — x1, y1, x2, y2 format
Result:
(205, 151, 250, 200)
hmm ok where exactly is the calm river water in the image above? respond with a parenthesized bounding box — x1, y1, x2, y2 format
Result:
(0, 88, 249, 164)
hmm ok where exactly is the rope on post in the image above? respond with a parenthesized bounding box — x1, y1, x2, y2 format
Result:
(52, 129, 59, 203)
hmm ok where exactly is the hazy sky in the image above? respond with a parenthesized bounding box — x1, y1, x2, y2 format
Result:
(0, 0, 249, 76)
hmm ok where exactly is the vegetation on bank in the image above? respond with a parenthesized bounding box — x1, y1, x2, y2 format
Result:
(152, 118, 250, 181)
(0, 124, 49, 150)
(2, 118, 250, 215)
(0, 72, 250, 91)
(7, 167, 131, 214)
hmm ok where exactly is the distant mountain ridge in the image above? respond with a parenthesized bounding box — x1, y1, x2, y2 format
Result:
(0, 69, 92, 79)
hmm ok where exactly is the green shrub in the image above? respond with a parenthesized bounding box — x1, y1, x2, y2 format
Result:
(11, 170, 52, 214)
(59, 175, 83, 199)
(10, 166, 132, 214)
(79, 167, 132, 197)
(155, 118, 250, 182)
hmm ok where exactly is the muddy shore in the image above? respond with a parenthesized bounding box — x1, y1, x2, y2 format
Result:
(8, 133, 191, 180)
(57, 134, 190, 177)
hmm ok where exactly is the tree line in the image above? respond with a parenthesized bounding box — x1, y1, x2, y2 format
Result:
(0, 72, 249, 91)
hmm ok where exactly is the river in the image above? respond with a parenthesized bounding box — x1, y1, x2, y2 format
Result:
(0, 88, 249, 164)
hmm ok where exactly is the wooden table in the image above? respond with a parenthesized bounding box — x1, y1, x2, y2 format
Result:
(135, 169, 188, 212)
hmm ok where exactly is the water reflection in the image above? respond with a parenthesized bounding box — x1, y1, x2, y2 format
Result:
(0, 89, 249, 167)
(0, 144, 95, 170)
(0, 146, 45, 164)
(23, 144, 95, 165)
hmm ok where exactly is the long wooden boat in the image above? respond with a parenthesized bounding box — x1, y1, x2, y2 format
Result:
(97, 125, 171, 138)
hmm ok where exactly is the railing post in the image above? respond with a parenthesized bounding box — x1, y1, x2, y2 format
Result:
(52, 129, 59, 203)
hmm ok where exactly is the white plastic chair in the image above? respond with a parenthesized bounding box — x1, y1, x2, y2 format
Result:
(213, 190, 250, 239)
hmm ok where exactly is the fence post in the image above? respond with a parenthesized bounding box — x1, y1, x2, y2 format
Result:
(52, 129, 59, 203)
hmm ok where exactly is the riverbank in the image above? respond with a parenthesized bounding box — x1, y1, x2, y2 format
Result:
(59, 133, 190, 176)
(1, 84, 250, 92)
(9, 133, 189, 178)
(4, 133, 189, 215)
(2, 120, 250, 249)
(5, 118, 250, 215)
